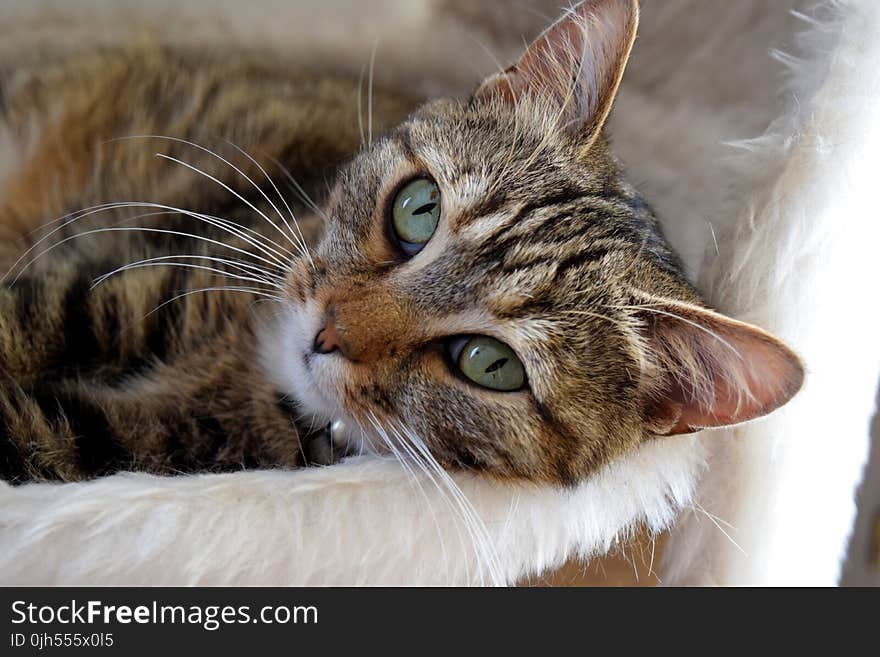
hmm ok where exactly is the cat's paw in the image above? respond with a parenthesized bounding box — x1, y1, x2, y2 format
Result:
(301, 425, 337, 466)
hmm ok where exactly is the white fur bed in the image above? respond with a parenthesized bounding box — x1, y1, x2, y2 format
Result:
(1, 0, 877, 586)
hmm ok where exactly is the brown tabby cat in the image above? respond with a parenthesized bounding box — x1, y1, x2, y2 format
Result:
(0, 0, 803, 486)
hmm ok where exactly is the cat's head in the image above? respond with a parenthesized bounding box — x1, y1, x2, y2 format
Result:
(272, 0, 804, 484)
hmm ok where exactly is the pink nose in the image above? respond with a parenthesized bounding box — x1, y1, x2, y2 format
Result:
(313, 312, 346, 356)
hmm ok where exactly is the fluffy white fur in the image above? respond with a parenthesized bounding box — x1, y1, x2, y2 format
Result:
(0, 441, 701, 585)
(0, 0, 875, 585)
(661, 0, 880, 585)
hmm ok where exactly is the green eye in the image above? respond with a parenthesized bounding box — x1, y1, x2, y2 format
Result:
(392, 178, 440, 253)
(455, 336, 526, 392)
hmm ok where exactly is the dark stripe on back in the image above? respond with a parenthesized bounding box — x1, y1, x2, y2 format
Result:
(166, 414, 235, 473)
(0, 394, 28, 484)
(196, 415, 229, 463)
(58, 275, 101, 371)
(12, 277, 41, 324)
(32, 387, 129, 478)
(146, 268, 188, 363)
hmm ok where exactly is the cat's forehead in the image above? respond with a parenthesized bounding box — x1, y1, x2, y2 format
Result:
(401, 100, 570, 188)
(327, 101, 670, 341)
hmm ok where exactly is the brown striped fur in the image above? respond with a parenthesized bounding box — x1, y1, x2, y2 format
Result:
(0, 0, 803, 486)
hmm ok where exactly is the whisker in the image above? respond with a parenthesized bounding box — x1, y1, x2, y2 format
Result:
(368, 39, 378, 148)
(706, 219, 720, 256)
(197, 213, 297, 266)
(367, 413, 466, 585)
(690, 503, 747, 556)
(562, 308, 628, 328)
(92, 261, 284, 291)
(692, 501, 737, 530)
(647, 535, 661, 584)
(221, 140, 316, 270)
(612, 303, 743, 361)
(393, 420, 504, 586)
(363, 413, 453, 581)
(94, 253, 283, 287)
(266, 156, 328, 222)
(357, 62, 367, 147)
(13, 221, 289, 286)
(153, 152, 308, 258)
(2, 201, 146, 284)
(93, 202, 297, 267)
(6, 200, 295, 284)
(143, 285, 283, 319)
(109, 135, 311, 259)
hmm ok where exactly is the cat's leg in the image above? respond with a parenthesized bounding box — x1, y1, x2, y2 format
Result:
(0, 267, 149, 483)
(0, 263, 306, 484)
(1, 365, 308, 484)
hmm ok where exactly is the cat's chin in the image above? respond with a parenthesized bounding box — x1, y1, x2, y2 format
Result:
(257, 300, 369, 454)
(259, 300, 336, 416)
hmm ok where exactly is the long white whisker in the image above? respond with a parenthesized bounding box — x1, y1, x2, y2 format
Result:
(266, 155, 328, 222)
(367, 413, 461, 585)
(648, 535, 659, 583)
(691, 503, 747, 556)
(33, 201, 298, 282)
(92, 261, 284, 291)
(7, 199, 295, 284)
(367, 417, 442, 526)
(357, 63, 367, 147)
(153, 152, 306, 256)
(389, 426, 486, 586)
(692, 501, 737, 530)
(404, 426, 505, 587)
(392, 420, 504, 586)
(94, 254, 283, 287)
(367, 40, 378, 148)
(12, 221, 288, 286)
(199, 213, 298, 265)
(222, 140, 316, 270)
(2, 201, 150, 284)
(110, 134, 310, 258)
(614, 303, 743, 361)
(143, 286, 283, 319)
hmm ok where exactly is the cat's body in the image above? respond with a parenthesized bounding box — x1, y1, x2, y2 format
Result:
(0, 46, 414, 481)
(0, 1, 804, 486)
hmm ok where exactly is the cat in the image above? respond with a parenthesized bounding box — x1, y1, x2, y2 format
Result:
(0, 0, 803, 486)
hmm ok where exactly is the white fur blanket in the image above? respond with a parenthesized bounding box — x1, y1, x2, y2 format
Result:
(1, 0, 877, 586)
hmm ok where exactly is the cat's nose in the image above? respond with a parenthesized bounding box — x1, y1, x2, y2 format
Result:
(313, 288, 412, 363)
(313, 310, 347, 356)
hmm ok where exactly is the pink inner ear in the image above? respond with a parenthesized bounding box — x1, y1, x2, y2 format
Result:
(646, 303, 805, 436)
(474, 0, 638, 137)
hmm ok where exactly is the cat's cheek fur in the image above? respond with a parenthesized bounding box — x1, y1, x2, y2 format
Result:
(259, 301, 381, 456)
(259, 303, 337, 420)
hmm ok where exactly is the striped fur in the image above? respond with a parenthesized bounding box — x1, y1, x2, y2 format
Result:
(0, 46, 413, 483)
(0, 0, 803, 486)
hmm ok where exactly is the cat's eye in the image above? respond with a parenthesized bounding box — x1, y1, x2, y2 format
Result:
(391, 177, 441, 255)
(451, 336, 526, 392)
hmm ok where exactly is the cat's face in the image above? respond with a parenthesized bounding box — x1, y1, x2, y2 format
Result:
(271, 0, 804, 484)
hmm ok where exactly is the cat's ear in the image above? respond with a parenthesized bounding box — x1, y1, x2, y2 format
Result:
(473, 0, 638, 143)
(639, 299, 805, 436)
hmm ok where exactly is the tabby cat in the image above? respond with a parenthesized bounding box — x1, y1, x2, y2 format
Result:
(0, 0, 803, 486)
